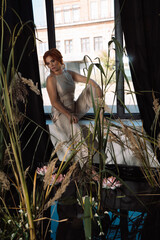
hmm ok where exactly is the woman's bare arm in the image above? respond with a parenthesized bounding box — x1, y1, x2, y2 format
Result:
(68, 70, 103, 98)
(46, 76, 78, 123)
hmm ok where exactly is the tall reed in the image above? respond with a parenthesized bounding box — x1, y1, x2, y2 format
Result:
(78, 36, 160, 238)
(0, 1, 37, 238)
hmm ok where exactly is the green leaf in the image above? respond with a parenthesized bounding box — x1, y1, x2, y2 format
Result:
(83, 196, 92, 240)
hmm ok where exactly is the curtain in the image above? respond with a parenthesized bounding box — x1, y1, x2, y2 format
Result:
(119, 0, 160, 141)
(2, 0, 53, 170)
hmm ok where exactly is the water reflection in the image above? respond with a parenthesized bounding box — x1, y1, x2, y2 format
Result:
(50, 169, 160, 240)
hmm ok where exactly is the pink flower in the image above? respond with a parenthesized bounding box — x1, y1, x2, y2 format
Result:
(36, 165, 65, 185)
(102, 176, 122, 190)
(36, 166, 48, 176)
(92, 170, 100, 181)
(50, 174, 65, 185)
(36, 165, 58, 176)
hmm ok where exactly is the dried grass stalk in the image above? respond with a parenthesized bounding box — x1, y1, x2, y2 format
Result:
(10, 73, 28, 104)
(108, 130, 124, 147)
(21, 76, 40, 95)
(157, 133, 160, 150)
(44, 161, 78, 210)
(95, 97, 112, 113)
(152, 91, 160, 114)
(12, 72, 40, 96)
(3, 145, 12, 166)
(43, 158, 58, 190)
(24, 166, 30, 179)
(122, 125, 144, 161)
(0, 171, 10, 191)
(50, 142, 65, 159)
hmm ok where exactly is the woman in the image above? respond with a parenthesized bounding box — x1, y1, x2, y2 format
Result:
(43, 48, 102, 167)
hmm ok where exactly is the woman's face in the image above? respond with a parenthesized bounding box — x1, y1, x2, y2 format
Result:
(45, 56, 62, 75)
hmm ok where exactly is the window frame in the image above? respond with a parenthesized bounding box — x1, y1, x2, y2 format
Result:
(55, 7, 62, 24)
(45, 0, 141, 120)
(114, 0, 140, 119)
(72, 4, 80, 22)
(81, 37, 90, 53)
(64, 39, 73, 53)
(63, 5, 72, 23)
(90, 1, 98, 20)
(100, 0, 109, 19)
(94, 36, 103, 51)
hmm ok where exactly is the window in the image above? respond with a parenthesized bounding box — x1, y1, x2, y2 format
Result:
(39, 42, 48, 56)
(65, 40, 73, 53)
(81, 38, 90, 52)
(56, 41, 61, 51)
(94, 37, 103, 51)
(32, 0, 47, 27)
(90, 1, 98, 20)
(110, 0, 114, 17)
(32, 0, 139, 118)
(100, 0, 109, 18)
(55, 7, 62, 24)
(72, 4, 80, 22)
(64, 6, 71, 23)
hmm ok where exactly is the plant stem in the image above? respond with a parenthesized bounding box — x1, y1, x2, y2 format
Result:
(9, 136, 36, 239)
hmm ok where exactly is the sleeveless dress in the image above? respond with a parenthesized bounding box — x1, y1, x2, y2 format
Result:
(49, 69, 98, 167)
(48, 70, 160, 168)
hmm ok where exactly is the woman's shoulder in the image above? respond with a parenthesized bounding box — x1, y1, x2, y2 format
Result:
(46, 74, 57, 86)
(66, 70, 78, 80)
(66, 69, 74, 76)
(46, 74, 56, 81)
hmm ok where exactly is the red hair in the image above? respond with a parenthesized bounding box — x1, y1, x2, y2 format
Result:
(43, 48, 64, 65)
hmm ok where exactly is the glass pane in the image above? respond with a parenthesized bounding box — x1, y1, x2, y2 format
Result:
(73, 4, 80, 22)
(65, 40, 73, 53)
(32, 0, 47, 27)
(55, 7, 62, 24)
(124, 56, 139, 114)
(64, 6, 71, 23)
(90, 1, 98, 20)
(81, 38, 90, 52)
(31, 0, 49, 101)
(94, 37, 103, 51)
(100, 0, 109, 18)
(32, 0, 135, 115)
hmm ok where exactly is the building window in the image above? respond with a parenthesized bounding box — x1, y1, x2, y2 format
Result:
(55, 7, 62, 24)
(110, 0, 114, 17)
(65, 40, 73, 53)
(56, 41, 61, 51)
(39, 42, 48, 56)
(90, 1, 98, 20)
(81, 38, 90, 52)
(100, 0, 109, 18)
(94, 37, 103, 51)
(72, 4, 80, 22)
(64, 6, 71, 23)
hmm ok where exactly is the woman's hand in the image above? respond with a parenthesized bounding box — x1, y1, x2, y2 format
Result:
(67, 113, 79, 124)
